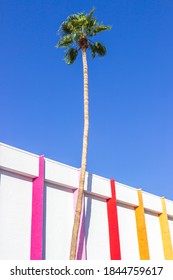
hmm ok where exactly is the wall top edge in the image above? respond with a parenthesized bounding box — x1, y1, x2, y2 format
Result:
(45, 157, 79, 171)
(1, 142, 172, 204)
(116, 181, 139, 192)
(165, 198, 173, 204)
(86, 172, 110, 182)
(45, 160, 109, 183)
(116, 181, 171, 202)
(0, 142, 39, 158)
(142, 190, 164, 200)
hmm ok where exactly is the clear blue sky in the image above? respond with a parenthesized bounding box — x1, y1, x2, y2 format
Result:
(1, 1, 173, 200)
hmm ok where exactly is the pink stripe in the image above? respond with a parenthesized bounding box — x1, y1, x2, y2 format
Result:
(73, 189, 86, 260)
(30, 155, 44, 260)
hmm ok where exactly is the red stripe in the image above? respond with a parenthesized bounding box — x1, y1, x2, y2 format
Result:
(107, 179, 121, 260)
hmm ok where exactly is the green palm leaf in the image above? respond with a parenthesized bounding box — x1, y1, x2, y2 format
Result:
(68, 13, 87, 29)
(94, 42, 106, 56)
(60, 21, 74, 35)
(64, 48, 78, 64)
(92, 25, 111, 35)
(88, 43, 96, 58)
(89, 42, 107, 57)
(56, 35, 73, 48)
(87, 7, 95, 21)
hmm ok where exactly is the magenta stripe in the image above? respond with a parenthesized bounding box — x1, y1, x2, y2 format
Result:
(30, 155, 44, 260)
(73, 187, 86, 260)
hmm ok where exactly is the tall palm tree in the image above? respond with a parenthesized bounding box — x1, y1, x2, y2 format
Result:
(56, 8, 111, 260)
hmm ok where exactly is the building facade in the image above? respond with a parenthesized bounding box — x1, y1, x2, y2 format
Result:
(0, 143, 173, 260)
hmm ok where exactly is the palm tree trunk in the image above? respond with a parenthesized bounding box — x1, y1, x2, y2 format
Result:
(69, 49, 89, 260)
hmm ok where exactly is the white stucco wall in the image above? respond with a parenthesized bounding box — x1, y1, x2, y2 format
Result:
(117, 203, 140, 260)
(145, 211, 164, 259)
(0, 171, 32, 259)
(168, 218, 173, 247)
(84, 194, 110, 260)
(44, 183, 74, 260)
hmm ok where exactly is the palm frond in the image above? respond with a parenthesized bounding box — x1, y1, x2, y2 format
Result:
(64, 48, 78, 64)
(59, 21, 74, 35)
(88, 42, 107, 57)
(56, 35, 73, 48)
(92, 24, 111, 35)
(85, 17, 97, 36)
(87, 8, 95, 21)
(68, 13, 81, 21)
(73, 33, 82, 42)
(94, 42, 107, 56)
(66, 13, 85, 29)
(88, 43, 96, 58)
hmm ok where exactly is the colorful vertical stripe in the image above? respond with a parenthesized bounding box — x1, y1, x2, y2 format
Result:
(135, 189, 150, 260)
(73, 189, 86, 260)
(159, 197, 173, 259)
(107, 179, 121, 260)
(30, 155, 44, 260)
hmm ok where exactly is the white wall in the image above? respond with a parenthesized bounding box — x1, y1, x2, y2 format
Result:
(84, 194, 110, 260)
(117, 203, 140, 259)
(44, 183, 74, 260)
(145, 211, 164, 259)
(168, 218, 173, 247)
(0, 171, 32, 260)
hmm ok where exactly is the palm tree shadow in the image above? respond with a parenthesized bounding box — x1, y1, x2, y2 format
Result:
(76, 172, 93, 259)
(43, 173, 93, 260)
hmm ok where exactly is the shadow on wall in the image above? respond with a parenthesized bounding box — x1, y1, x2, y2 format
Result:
(42, 173, 93, 260)
(76, 172, 93, 259)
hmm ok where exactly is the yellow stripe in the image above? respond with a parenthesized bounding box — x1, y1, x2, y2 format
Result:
(159, 197, 173, 259)
(135, 189, 150, 260)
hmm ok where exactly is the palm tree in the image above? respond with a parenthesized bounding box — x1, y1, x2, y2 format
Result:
(56, 8, 111, 260)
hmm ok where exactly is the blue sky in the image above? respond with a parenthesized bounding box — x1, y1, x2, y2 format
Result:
(1, 0, 173, 200)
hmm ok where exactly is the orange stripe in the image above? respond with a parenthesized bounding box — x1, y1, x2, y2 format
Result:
(159, 197, 173, 259)
(135, 189, 150, 260)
